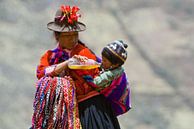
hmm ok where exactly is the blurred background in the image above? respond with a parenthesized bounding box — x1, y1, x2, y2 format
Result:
(0, 0, 194, 129)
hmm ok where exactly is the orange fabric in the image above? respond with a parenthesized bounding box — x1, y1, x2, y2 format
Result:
(69, 69, 100, 102)
(70, 43, 97, 60)
(37, 50, 53, 79)
(36, 43, 100, 102)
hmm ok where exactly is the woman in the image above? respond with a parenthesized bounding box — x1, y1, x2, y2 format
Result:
(32, 5, 122, 129)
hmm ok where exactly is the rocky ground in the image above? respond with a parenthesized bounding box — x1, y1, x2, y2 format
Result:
(0, 0, 194, 129)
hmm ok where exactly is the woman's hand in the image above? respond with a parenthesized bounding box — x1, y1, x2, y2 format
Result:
(72, 55, 88, 63)
(53, 60, 69, 75)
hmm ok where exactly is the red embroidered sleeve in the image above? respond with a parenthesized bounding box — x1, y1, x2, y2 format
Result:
(36, 50, 56, 79)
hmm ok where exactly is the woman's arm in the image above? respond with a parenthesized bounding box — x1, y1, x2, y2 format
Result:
(52, 60, 69, 75)
(36, 50, 70, 79)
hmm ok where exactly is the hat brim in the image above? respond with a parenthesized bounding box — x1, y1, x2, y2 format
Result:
(47, 21, 86, 32)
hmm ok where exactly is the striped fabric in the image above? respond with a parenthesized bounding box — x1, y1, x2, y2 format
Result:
(31, 76, 82, 129)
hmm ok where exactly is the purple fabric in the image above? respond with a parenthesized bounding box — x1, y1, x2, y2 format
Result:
(49, 46, 70, 65)
(100, 72, 131, 116)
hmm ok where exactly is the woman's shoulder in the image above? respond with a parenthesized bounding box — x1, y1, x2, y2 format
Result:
(76, 41, 88, 50)
(39, 49, 55, 61)
(41, 49, 53, 56)
(42, 46, 60, 55)
(72, 43, 97, 60)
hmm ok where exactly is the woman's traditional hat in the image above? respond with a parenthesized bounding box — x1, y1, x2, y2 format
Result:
(47, 5, 86, 32)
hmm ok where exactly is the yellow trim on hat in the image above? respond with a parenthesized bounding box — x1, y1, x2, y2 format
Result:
(106, 46, 125, 62)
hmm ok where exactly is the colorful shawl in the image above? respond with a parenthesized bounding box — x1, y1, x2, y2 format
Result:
(31, 76, 82, 129)
(100, 72, 131, 116)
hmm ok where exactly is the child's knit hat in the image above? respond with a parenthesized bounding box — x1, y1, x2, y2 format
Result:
(102, 40, 128, 65)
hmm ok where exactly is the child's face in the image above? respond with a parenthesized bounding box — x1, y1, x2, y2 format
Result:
(101, 56, 112, 69)
(102, 56, 120, 70)
(102, 56, 119, 70)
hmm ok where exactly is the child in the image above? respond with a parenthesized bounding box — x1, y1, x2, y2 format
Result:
(71, 40, 131, 116)
(76, 40, 127, 89)
(88, 40, 127, 89)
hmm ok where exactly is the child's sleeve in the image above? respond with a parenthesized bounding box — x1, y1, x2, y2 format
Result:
(93, 67, 124, 87)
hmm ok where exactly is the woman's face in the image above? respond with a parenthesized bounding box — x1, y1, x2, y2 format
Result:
(58, 32, 78, 50)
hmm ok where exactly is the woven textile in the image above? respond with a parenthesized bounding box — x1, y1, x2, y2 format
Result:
(74, 70, 131, 116)
(100, 72, 131, 116)
(31, 76, 82, 129)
